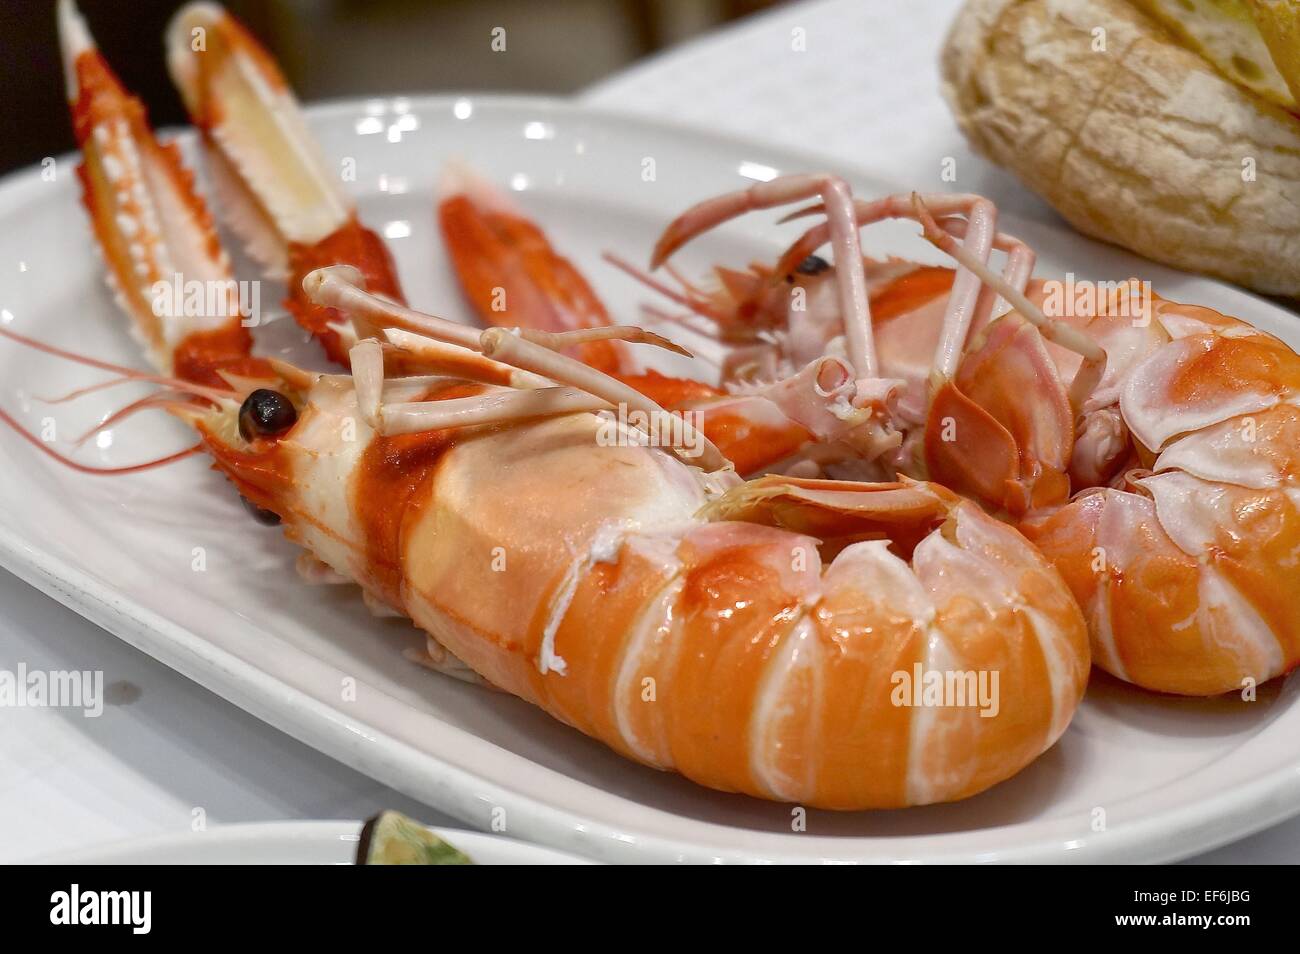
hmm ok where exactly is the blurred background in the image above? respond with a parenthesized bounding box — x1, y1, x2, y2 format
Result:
(0, 0, 785, 176)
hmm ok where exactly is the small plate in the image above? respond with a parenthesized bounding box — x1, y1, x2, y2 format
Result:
(28, 821, 591, 865)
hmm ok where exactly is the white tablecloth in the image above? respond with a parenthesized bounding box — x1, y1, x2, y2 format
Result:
(3, 0, 1296, 864)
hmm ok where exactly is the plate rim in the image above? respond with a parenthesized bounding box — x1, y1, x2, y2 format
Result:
(24, 819, 594, 864)
(2, 93, 1299, 864)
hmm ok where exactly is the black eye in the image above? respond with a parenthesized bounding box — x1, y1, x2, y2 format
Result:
(794, 254, 831, 276)
(238, 388, 297, 442)
(241, 496, 281, 525)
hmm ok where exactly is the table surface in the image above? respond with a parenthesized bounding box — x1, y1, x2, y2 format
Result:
(3, 0, 1297, 864)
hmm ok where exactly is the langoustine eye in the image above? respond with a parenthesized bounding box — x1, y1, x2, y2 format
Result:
(794, 254, 831, 276)
(238, 388, 297, 442)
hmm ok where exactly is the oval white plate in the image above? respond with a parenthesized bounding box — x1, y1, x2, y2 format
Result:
(1, 96, 1298, 864)
(29, 821, 591, 865)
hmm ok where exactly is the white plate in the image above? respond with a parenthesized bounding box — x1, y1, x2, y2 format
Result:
(28, 821, 590, 865)
(1, 96, 1298, 864)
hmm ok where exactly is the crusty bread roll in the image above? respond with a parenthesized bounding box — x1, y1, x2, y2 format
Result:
(942, 0, 1300, 296)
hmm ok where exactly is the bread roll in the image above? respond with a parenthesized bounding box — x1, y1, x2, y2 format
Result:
(941, 0, 1300, 296)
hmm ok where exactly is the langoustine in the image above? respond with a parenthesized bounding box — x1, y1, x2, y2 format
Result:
(7, 261, 1091, 808)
